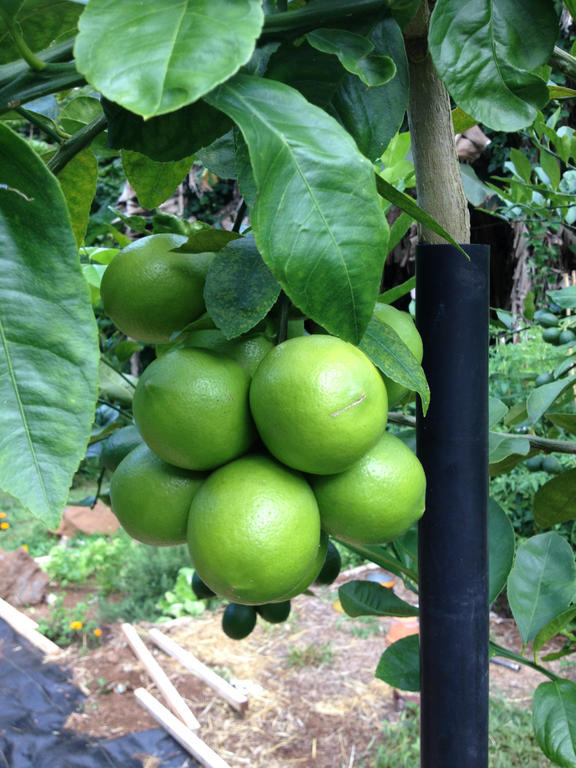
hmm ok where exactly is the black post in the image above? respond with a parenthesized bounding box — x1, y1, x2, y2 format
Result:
(416, 244, 490, 768)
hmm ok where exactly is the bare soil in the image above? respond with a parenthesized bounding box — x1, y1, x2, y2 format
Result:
(15, 565, 567, 768)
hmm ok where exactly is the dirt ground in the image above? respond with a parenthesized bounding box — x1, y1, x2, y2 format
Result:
(12, 563, 565, 768)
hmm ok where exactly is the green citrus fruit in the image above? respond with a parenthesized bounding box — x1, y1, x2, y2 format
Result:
(542, 327, 561, 345)
(100, 233, 212, 344)
(534, 309, 560, 327)
(110, 444, 206, 546)
(525, 455, 543, 471)
(100, 424, 143, 472)
(372, 302, 423, 406)
(311, 431, 426, 546)
(222, 603, 257, 640)
(559, 329, 576, 345)
(192, 571, 216, 600)
(542, 455, 563, 474)
(183, 329, 274, 377)
(187, 454, 321, 605)
(133, 347, 255, 471)
(276, 530, 329, 600)
(256, 601, 291, 623)
(315, 540, 342, 585)
(249, 335, 388, 475)
(534, 371, 554, 387)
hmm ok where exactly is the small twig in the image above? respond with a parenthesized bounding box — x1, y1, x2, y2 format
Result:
(232, 199, 247, 233)
(92, 467, 106, 508)
(276, 291, 291, 345)
(15, 106, 67, 144)
(100, 356, 137, 389)
(97, 398, 133, 420)
(0, 11, 46, 71)
(47, 113, 107, 175)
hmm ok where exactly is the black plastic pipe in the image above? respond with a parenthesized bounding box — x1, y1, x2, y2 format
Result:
(416, 243, 490, 768)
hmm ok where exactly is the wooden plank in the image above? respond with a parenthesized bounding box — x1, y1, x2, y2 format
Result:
(121, 623, 200, 730)
(149, 628, 249, 713)
(134, 688, 232, 768)
(0, 597, 60, 655)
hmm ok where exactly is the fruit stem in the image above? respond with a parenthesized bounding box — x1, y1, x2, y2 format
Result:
(1, 11, 46, 72)
(47, 112, 108, 175)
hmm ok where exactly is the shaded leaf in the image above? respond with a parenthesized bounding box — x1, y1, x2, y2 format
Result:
(451, 106, 477, 133)
(196, 130, 237, 179)
(507, 532, 576, 643)
(98, 361, 135, 406)
(548, 286, 576, 309)
(547, 412, 576, 436)
(174, 229, 242, 254)
(379, 275, 414, 305)
(306, 28, 396, 87)
(102, 98, 231, 163)
(339, 580, 418, 618)
(375, 634, 420, 691)
(359, 314, 429, 414)
(429, 0, 557, 131)
(56, 147, 97, 245)
(74, 0, 264, 119)
(488, 498, 515, 604)
(533, 680, 576, 767)
(206, 74, 389, 344)
(121, 150, 194, 210)
(0, 0, 82, 65)
(204, 233, 281, 340)
(488, 433, 530, 464)
(0, 124, 99, 526)
(489, 398, 508, 428)
(534, 469, 576, 528)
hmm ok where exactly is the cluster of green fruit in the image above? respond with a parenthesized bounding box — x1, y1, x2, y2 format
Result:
(535, 309, 576, 346)
(99, 234, 426, 639)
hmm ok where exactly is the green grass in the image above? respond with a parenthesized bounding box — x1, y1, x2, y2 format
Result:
(286, 642, 334, 669)
(370, 698, 551, 767)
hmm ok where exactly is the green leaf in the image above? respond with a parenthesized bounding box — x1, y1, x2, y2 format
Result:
(121, 150, 194, 210)
(460, 164, 492, 206)
(507, 532, 576, 643)
(523, 290, 535, 321)
(359, 314, 430, 414)
(339, 580, 418, 618)
(509, 148, 532, 183)
(74, 0, 264, 119)
(174, 229, 242, 254)
(375, 634, 420, 691)
(375, 175, 468, 259)
(548, 286, 576, 310)
(488, 498, 515, 604)
(306, 28, 396, 87)
(204, 233, 281, 340)
(451, 106, 477, 133)
(547, 413, 576, 436)
(0, 124, 99, 527)
(527, 376, 574, 423)
(56, 147, 97, 245)
(196, 131, 237, 179)
(534, 469, 576, 528)
(534, 607, 576, 663)
(540, 150, 561, 190)
(488, 398, 508, 428)
(533, 680, 576, 767)
(378, 275, 415, 305)
(0, 0, 82, 66)
(206, 74, 389, 345)
(387, 213, 413, 253)
(266, 17, 409, 162)
(429, 0, 557, 131)
(102, 98, 231, 163)
(98, 361, 135, 406)
(488, 433, 530, 464)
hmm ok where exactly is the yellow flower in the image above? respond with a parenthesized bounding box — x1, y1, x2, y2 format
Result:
(93, 628, 102, 638)
(0, 512, 6, 519)
(69, 621, 83, 631)
(0, 522, 10, 530)
(21, 544, 28, 552)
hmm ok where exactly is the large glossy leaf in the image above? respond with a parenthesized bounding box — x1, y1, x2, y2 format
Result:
(527, 376, 574, 423)
(102, 98, 231, 163)
(339, 580, 419, 618)
(121, 150, 194, 210)
(359, 314, 430, 414)
(488, 499, 515, 604)
(74, 0, 264, 119)
(507, 532, 576, 643)
(204, 233, 281, 340)
(375, 634, 420, 691)
(206, 74, 389, 344)
(0, 0, 82, 65)
(56, 147, 98, 246)
(266, 17, 409, 161)
(534, 469, 576, 528)
(429, 0, 557, 131)
(533, 680, 576, 767)
(0, 124, 99, 527)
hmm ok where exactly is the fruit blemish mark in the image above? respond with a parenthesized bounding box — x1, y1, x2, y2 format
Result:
(330, 393, 366, 417)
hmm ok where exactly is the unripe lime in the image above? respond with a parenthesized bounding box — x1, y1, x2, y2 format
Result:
(222, 603, 257, 640)
(256, 601, 291, 624)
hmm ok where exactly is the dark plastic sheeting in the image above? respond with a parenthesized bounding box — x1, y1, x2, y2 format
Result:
(0, 618, 200, 768)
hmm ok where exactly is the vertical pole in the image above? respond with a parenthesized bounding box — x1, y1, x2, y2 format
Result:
(416, 243, 490, 768)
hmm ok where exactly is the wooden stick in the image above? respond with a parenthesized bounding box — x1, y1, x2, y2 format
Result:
(149, 628, 249, 713)
(0, 597, 60, 655)
(121, 623, 200, 730)
(134, 688, 232, 768)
